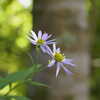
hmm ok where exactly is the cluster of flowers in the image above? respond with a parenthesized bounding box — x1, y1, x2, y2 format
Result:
(28, 30, 75, 77)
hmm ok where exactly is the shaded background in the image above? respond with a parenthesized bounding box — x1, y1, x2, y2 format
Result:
(0, 0, 100, 100)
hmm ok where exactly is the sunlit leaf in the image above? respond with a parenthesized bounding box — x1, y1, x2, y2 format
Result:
(0, 64, 41, 89)
(0, 96, 30, 100)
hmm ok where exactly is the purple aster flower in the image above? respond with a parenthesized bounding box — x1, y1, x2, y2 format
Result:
(47, 44, 76, 77)
(27, 30, 56, 53)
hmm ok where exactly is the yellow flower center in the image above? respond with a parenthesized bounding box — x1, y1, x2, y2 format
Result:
(37, 39, 45, 45)
(54, 53, 65, 62)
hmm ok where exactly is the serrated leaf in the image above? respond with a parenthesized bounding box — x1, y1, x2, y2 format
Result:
(0, 64, 41, 89)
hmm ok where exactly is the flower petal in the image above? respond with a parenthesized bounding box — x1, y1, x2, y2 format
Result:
(61, 63, 72, 75)
(46, 39, 56, 43)
(46, 41, 56, 45)
(47, 39, 56, 42)
(31, 30, 38, 40)
(46, 34, 52, 40)
(38, 30, 42, 38)
(45, 45, 53, 57)
(27, 36, 36, 45)
(56, 62, 61, 77)
(53, 43, 56, 53)
(62, 59, 76, 67)
(40, 46, 47, 53)
(48, 60, 55, 67)
(56, 48, 60, 53)
(42, 33, 48, 40)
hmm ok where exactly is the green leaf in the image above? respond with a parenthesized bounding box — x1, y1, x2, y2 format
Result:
(0, 77, 4, 81)
(0, 96, 30, 100)
(25, 79, 48, 88)
(0, 64, 41, 89)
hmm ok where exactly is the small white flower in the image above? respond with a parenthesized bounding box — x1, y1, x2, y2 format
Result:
(27, 30, 56, 53)
(47, 44, 76, 77)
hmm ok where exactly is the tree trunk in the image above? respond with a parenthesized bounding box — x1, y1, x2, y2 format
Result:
(33, 0, 90, 100)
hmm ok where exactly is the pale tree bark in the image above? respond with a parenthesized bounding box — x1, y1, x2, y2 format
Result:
(33, 0, 90, 100)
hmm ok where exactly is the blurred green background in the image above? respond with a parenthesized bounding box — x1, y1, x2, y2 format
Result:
(0, 0, 100, 100)
(0, 0, 32, 96)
